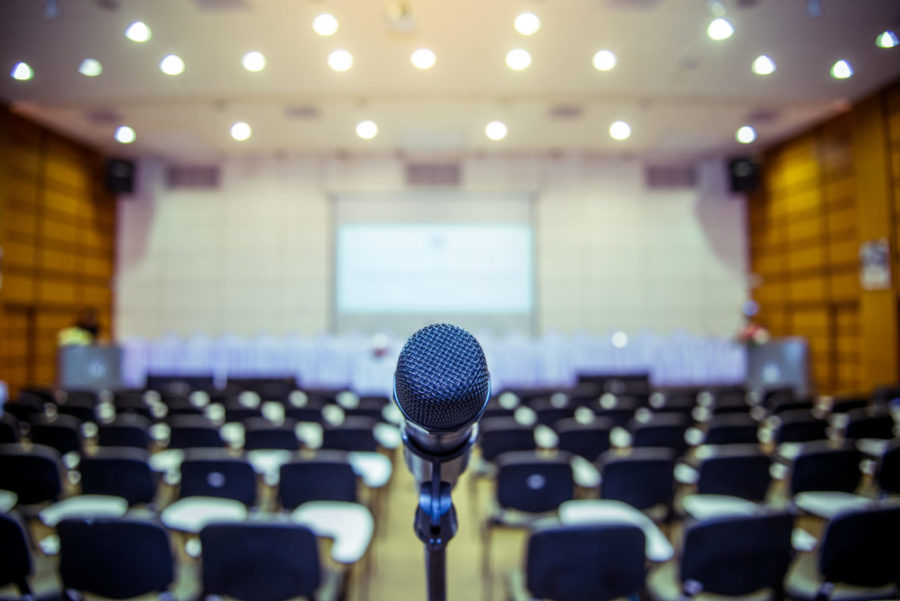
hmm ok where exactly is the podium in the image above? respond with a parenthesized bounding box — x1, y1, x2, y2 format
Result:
(57, 345, 123, 391)
(745, 338, 810, 397)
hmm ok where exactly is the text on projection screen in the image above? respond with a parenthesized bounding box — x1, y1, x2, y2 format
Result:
(337, 224, 533, 313)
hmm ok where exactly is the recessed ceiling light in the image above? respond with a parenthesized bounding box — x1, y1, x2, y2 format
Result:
(609, 121, 631, 141)
(485, 121, 508, 141)
(506, 49, 531, 71)
(736, 125, 757, 144)
(592, 50, 616, 72)
(11, 61, 33, 81)
(313, 13, 339, 36)
(242, 51, 266, 72)
(125, 21, 151, 42)
(514, 12, 541, 36)
(830, 59, 853, 79)
(328, 50, 353, 72)
(875, 30, 898, 49)
(114, 125, 136, 144)
(707, 17, 734, 41)
(230, 121, 252, 141)
(159, 54, 185, 76)
(751, 54, 775, 76)
(410, 48, 436, 70)
(78, 58, 103, 77)
(356, 120, 378, 140)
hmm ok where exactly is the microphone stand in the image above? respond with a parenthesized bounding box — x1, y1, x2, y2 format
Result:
(404, 430, 476, 601)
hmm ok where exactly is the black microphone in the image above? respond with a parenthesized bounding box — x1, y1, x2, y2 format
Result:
(393, 323, 491, 482)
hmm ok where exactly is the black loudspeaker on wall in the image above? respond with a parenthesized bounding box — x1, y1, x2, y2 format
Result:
(728, 156, 760, 194)
(105, 158, 136, 195)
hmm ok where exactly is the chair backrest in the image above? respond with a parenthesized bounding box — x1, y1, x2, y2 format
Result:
(818, 506, 900, 588)
(829, 397, 868, 414)
(790, 442, 862, 495)
(179, 451, 257, 506)
(29, 414, 82, 455)
(844, 409, 895, 440)
(321, 416, 377, 452)
(98, 414, 152, 450)
(697, 446, 771, 501)
(58, 517, 174, 599)
(168, 422, 225, 449)
(244, 418, 299, 451)
(113, 393, 153, 419)
(876, 441, 900, 495)
(200, 522, 320, 601)
(0, 512, 33, 595)
(526, 522, 645, 601)
(776, 411, 827, 444)
(709, 391, 750, 416)
(0, 443, 63, 504)
(0, 413, 20, 443)
(593, 395, 639, 428)
(630, 413, 690, 455)
(703, 414, 759, 446)
(495, 451, 574, 513)
(278, 453, 357, 509)
(600, 448, 675, 510)
(555, 418, 613, 462)
(680, 512, 793, 597)
(56, 399, 97, 423)
(479, 417, 536, 461)
(79, 447, 156, 506)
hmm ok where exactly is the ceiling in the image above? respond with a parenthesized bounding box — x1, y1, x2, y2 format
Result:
(1, 0, 899, 164)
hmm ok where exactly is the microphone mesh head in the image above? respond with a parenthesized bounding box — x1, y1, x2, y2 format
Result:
(394, 323, 490, 431)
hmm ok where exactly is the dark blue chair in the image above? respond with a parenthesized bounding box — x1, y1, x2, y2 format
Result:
(278, 452, 358, 510)
(79, 447, 156, 506)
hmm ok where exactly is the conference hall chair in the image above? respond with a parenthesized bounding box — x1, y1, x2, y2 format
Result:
(78, 447, 157, 506)
(97, 413, 152, 450)
(844, 407, 896, 440)
(0, 413, 20, 443)
(702, 413, 760, 446)
(599, 448, 676, 519)
(2, 393, 45, 422)
(113, 391, 154, 419)
(507, 522, 646, 601)
(875, 441, 900, 497)
(706, 390, 752, 417)
(0, 512, 44, 600)
(321, 416, 378, 452)
(775, 410, 828, 444)
(680, 445, 772, 520)
(160, 395, 205, 418)
(200, 522, 342, 601)
(244, 418, 300, 451)
(167, 415, 225, 449)
(770, 396, 816, 416)
(593, 394, 640, 428)
(57, 517, 176, 601)
(55, 396, 97, 423)
(785, 505, 900, 601)
(647, 512, 794, 601)
(28, 414, 83, 457)
(829, 396, 868, 414)
(630, 412, 691, 457)
(648, 391, 696, 417)
(871, 384, 900, 404)
(530, 395, 576, 427)
(479, 417, 537, 463)
(554, 417, 613, 462)
(0, 443, 63, 508)
(176, 449, 257, 506)
(284, 393, 327, 423)
(278, 452, 359, 510)
(345, 396, 391, 421)
(789, 441, 866, 519)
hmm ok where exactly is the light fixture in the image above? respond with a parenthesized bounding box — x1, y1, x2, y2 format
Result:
(485, 121, 507, 141)
(356, 120, 378, 140)
(736, 125, 757, 144)
(159, 54, 185, 76)
(830, 59, 853, 79)
(505, 49, 531, 71)
(609, 121, 631, 141)
(751, 54, 775, 75)
(707, 17, 734, 41)
(242, 51, 266, 72)
(125, 21, 151, 42)
(11, 62, 33, 81)
(514, 12, 540, 36)
(78, 58, 102, 77)
(410, 48, 436, 70)
(313, 13, 339, 36)
(611, 331, 628, 348)
(114, 125, 136, 144)
(876, 30, 898, 49)
(230, 121, 252, 141)
(592, 50, 616, 71)
(328, 50, 353, 72)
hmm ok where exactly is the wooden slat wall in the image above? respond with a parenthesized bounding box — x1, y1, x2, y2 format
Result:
(0, 107, 116, 395)
(751, 78, 900, 395)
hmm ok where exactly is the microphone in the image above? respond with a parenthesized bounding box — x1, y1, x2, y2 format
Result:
(393, 323, 491, 483)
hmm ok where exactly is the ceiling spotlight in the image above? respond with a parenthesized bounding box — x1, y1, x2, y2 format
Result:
(506, 49, 531, 71)
(876, 30, 898, 49)
(242, 51, 266, 72)
(736, 125, 757, 144)
(11, 61, 33, 81)
(707, 17, 734, 41)
(609, 120, 631, 141)
(410, 48, 436, 70)
(125, 20, 151, 42)
(78, 58, 103, 77)
(514, 12, 541, 36)
(114, 125, 136, 144)
(313, 13, 339, 36)
(611, 331, 628, 349)
(159, 54, 185, 76)
(592, 50, 617, 72)
(230, 121, 252, 141)
(328, 50, 353, 72)
(485, 121, 508, 141)
(830, 59, 853, 79)
(751, 54, 775, 75)
(356, 120, 378, 140)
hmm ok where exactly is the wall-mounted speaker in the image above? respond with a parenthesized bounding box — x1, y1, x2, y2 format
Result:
(727, 156, 760, 194)
(105, 158, 135, 195)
